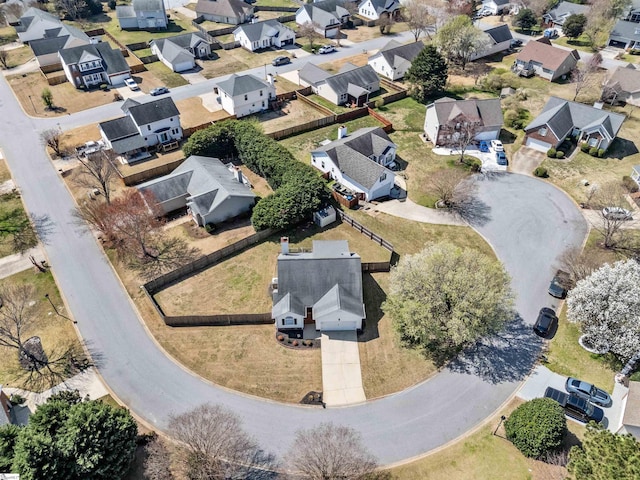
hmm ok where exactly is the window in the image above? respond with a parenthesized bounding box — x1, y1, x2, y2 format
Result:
(283, 317, 296, 326)
(538, 127, 547, 136)
(262, 101, 265, 107)
(380, 172, 387, 182)
(260, 90, 263, 96)
(321, 161, 325, 168)
(148, 125, 151, 131)
(244, 94, 248, 101)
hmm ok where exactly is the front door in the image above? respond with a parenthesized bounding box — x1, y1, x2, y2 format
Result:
(304, 307, 314, 324)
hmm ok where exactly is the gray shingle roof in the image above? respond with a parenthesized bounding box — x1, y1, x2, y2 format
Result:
(127, 97, 180, 126)
(373, 40, 424, 70)
(30, 35, 70, 56)
(99, 116, 139, 141)
(431, 97, 504, 129)
(323, 64, 379, 96)
(273, 240, 364, 320)
(116, 5, 136, 18)
(525, 96, 626, 141)
(484, 24, 512, 44)
(133, 0, 165, 12)
(216, 73, 270, 96)
(298, 0, 349, 27)
(605, 65, 640, 94)
(151, 31, 208, 52)
(59, 42, 129, 76)
(610, 20, 640, 42)
(110, 134, 147, 154)
(313, 127, 395, 189)
(544, 1, 590, 24)
(15, 7, 60, 33)
(196, 0, 253, 19)
(152, 38, 195, 65)
(232, 19, 291, 43)
(138, 156, 256, 218)
(359, 0, 400, 15)
(299, 62, 332, 85)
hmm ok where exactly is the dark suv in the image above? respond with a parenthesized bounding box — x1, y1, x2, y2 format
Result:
(272, 56, 291, 66)
(533, 307, 557, 337)
(544, 387, 604, 423)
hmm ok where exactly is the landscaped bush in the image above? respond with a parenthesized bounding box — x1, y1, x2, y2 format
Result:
(623, 175, 639, 193)
(547, 148, 556, 158)
(580, 143, 590, 153)
(589, 147, 598, 156)
(108, 0, 116, 9)
(502, 96, 529, 130)
(555, 151, 564, 159)
(597, 148, 605, 158)
(463, 157, 482, 172)
(504, 398, 567, 459)
(534, 167, 548, 178)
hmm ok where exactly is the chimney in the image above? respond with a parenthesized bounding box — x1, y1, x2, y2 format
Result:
(234, 166, 243, 184)
(267, 73, 274, 85)
(281, 236, 289, 254)
(337, 125, 347, 139)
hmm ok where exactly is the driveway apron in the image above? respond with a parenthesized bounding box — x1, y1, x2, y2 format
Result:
(321, 331, 366, 406)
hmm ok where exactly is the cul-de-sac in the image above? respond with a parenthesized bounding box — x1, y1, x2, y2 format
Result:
(0, 0, 639, 477)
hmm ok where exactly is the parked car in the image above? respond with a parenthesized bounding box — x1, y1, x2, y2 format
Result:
(510, 39, 523, 48)
(150, 86, 169, 96)
(533, 307, 557, 337)
(479, 140, 490, 152)
(272, 56, 291, 66)
(124, 78, 139, 91)
(317, 45, 336, 54)
(543, 28, 559, 39)
(565, 377, 612, 407)
(548, 270, 572, 298)
(496, 151, 508, 165)
(544, 387, 605, 423)
(602, 206, 632, 220)
(491, 140, 504, 152)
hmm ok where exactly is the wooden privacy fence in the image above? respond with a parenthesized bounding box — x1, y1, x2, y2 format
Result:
(362, 261, 391, 272)
(338, 210, 394, 252)
(367, 108, 393, 132)
(120, 157, 186, 186)
(163, 313, 274, 327)
(254, 5, 298, 12)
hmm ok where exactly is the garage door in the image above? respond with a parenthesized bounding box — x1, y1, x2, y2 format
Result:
(526, 137, 552, 152)
(319, 321, 357, 331)
(608, 40, 627, 49)
(475, 130, 499, 141)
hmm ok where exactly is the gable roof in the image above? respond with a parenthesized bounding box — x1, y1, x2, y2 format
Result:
(59, 42, 129, 75)
(16, 7, 90, 43)
(429, 97, 504, 128)
(610, 20, 640, 41)
(151, 31, 208, 51)
(126, 97, 180, 126)
(359, 0, 400, 14)
(273, 240, 364, 320)
(516, 39, 579, 71)
(30, 35, 71, 56)
(483, 24, 513, 44)
(371, 40, 424, 70)
(544, 1, 589, 24)
(196, 0, 253, 19)
(623, 381, 640, 428)
(99, 116, 140, 141)
(152, 37, 195, 64)
(605, 65, 640, 94)
(299, 62, 332, 85)
(15, 7, 60, 33)
(216, 73, 270, 97)
(525, 96, 626, 141)
(116, 5, 136, 18)
(138, 156, 256, 218)
(233, 19, 292, 43)
(297, 0, 349, 27)
(312, 127, 395, 189)
(133, 0, 165, 12)
(323, 64, 379, 95)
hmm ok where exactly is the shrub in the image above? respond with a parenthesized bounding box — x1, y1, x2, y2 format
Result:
(597, 148, 605, 158)
(108, 0, 116, 9)
(623, 175, 639, 193)
(277, 334, 284, 342)
(547, 148, 556, 158)
(292, 340, 299, 347)
(580, 143, 590, 153)
(534, 167, 548, 178)
(589, 147, 598, 156)
(504, 398, 567, 458)
(99, 83, 108, 91)
(304, 340, 313, 347)
(555, 151, 564, 159)
(204, 223, 215, 234)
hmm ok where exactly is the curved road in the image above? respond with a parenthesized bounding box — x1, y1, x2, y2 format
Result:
(0, 72, 587, 464)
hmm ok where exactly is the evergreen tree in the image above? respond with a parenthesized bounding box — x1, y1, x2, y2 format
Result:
(405, 45, 448, 103)
(514, 8, 537, 31)
(563, 14, 587, 39)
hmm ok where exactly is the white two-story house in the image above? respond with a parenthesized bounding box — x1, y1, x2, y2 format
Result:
(295, 0, 350, 38)
(99, 97, 183, 163)
(214, 73, 276, 118)
(299, 62, 380, 106)
(368, 40, 423, 80)
(233, 19, 295, 51)
(58, 42, 130, 89)
(311, 126, 396, 201)
(116, 0, 168, 30)
(358, 0, 400, 21)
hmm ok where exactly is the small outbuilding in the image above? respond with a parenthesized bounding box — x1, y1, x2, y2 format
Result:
(314, 205, 337, 227)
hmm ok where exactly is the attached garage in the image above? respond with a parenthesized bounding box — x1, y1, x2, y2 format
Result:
(526, 137, 552, 152)
(475, 130, 500, 141)
(318, 320, 358, 331)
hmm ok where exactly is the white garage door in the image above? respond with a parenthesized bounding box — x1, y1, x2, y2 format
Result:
(475, 130, 499, 141)
(526, 137, 552, 152)
(320, 321, 357, 331)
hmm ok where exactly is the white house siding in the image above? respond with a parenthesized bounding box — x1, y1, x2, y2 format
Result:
(423, 105, 439, 144)
(315, 82, 341, 105)
(275, 312, 305, 329)
(219, 85, 275, 117)
(202, 13, 244, 24)
(274, 28, 295, 47)
(157, 194, 190, 216)
(368, 57, 402, 80)
(315, 310, 362, 331)
(470, 40, 511, 61)
(367, 173, 395, 200)
(234, 30, 254, 51)
(474, 129, 500, 141)
(139, 116, 182, 146)
(202, 196, 255, 225)
(108, 72, 131, 86)
(358, 0, 380, 20)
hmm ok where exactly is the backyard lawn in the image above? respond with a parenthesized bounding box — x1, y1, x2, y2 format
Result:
(141, 61, 188, 88)
(0, 192, 37, 258)
(200, 47, 290, 78)
(3, 45, 34, 69)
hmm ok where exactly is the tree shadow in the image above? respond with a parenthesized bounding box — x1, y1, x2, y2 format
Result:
(32, 213, 55, 245)
(450, 174, 491, 227)
(358, 273, 386, 342)
(447, 315, 543, 384)
(500, 128, 517, 145)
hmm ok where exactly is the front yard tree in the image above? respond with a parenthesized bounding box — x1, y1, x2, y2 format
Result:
(592, 181, 628, 248)
(54, 0, 88, 19)
(74, 150, 118, 205)
(383, 242, 514, 362)
(286, 423, 378, 480)
(562, 13, 587, 39)
(299, 22, 321, 50)
(404, 0, 435, 41)
(378, 12, 395, 34)
(571, 52, 602, 102)
(445, 121, 480, 163)
(41, 128, 62, 156)
(514, 8, 537, 32)
(0, 424, 20, 471)
(568, 423, 640, 480)
(40, 88, 54, 109)
(504, 398, 567, 459)
(76, 190, 200, 280)
(567, 259, 640, 361)
(405, 44, 448, 103)
(436, 15, 489, 70)
(427, 168, 470, 208)
(169, 403, 277, 479)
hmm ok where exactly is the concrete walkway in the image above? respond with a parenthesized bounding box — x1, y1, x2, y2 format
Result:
(1, 57, 39, 77)
(0, 246, 46, 280)
(321, 331, 366, 407)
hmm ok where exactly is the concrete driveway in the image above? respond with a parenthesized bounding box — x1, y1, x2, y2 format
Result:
(511, 147, 546, 175)
(321, 331, 366, 407)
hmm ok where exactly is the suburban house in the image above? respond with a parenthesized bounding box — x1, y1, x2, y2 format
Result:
(14, 7, 68, 43)
(602, 65, 640, 106)
(523, 96, 625, 152)
(29, 29, 91, 70)
(295, 0, 350, 38)
(272, 239, 365, 332)
(608, 20, 640, 50)
(150, 32, 211, 72)
(514, 39, 579, 81)
(542, 1, 590, 28)
(470, 24, 513, 61)
(367, 40, 423, 80)
(626, 0, 640, 22)
(618, 381, 640, 440)
(214, 73, 276, 117)
(99, 97, 183, 163)
(423, 97, 504, 146)
(137, 156, 256, 226)
(481, 0, 510, 15)
(116, 0, 168, 30)
(195, 0, 254, 25)
(357, 0, 400, 21)
(299, 62, 380, 106)
(58, 42, 130, 89)
(233, 19, 296, 52)
(311, 126, 396, 201)
(0, 386, 11, 426)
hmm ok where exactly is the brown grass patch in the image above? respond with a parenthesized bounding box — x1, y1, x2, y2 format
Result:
(255, 99, 327, 134)
(174, 97, 230, 128)
(0, 160, 12, 184)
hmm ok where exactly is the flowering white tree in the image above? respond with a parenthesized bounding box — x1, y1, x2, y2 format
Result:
(567, 260, 640, 361)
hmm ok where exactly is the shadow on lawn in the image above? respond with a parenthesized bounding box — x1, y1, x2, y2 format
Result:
(358, 273, 386, 343)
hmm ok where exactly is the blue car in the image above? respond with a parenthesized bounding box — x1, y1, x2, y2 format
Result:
(496, 151, 508, 165)
(479, 141, 490, 152)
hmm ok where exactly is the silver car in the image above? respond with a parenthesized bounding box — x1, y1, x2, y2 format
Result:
(602, 206, 631, 220)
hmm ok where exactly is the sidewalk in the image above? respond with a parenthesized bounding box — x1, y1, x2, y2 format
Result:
(0, 246, 46, 280)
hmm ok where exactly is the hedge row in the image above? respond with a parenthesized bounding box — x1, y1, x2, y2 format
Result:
(182, 120, 329, 230)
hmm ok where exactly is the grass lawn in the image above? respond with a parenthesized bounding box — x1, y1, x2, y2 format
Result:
(0, 192, 37, 258)
(3, 46, 34, 69)
(254, 99, 328, 135)
(200, 47, 290, 79)
(141, 61, 188, 88)
(0, 26, 17, 43)
(0, 270, 81, 392)
(389, 398, 585, 480)
(254, 0, 299, 7)
(306, 94, 352, 113)
(553, 35, 595, 53)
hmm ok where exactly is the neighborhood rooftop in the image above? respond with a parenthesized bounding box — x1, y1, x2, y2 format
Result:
(196, 0, 253, 18)
(376, 40, 424, 70)
(124, 97, 180, 125)
(431, 97, 504, 126)
(58, 43, 129, 76)
(483, 24, 512, 44)
(216, 73, 270, 96)
(233, 19, 290, 43)
(516, 39, 580, 71)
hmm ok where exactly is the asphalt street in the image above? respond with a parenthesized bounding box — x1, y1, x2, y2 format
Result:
(0, 32, 588, 465)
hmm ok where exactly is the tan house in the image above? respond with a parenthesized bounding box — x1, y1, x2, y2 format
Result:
(514, 39, 579, 81)
(603, 65, 640, 106)
(619, 381, 640, 439)
(196, 0, 253, 25)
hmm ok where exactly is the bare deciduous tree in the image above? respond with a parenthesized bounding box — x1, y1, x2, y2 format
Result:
(427, 168, 470, 207)
(54, 0, 88, 19)
(298, 22, 321, 50)
(403, 0, 435, 41)
(378, 11, 395, 34)
(41, 128, 62, 156)
(74, 150, 118, 204)
(0, 47, 8, 70)
(571, 53, 602, 101)
(591, 182, 630, 248)
(139, 433, 174, 480)
(442, 121, 481, 163)
(169, 403, 278, 479)
(559, 246, 608, 285)
(286, 422, 378, 480)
